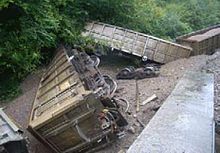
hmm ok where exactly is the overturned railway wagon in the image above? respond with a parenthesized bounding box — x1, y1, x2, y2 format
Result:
(82, 21, 192, 63)
(0, 108, 28, 153)
(176, 24, 220, 55)
(28, 47, 127, 153)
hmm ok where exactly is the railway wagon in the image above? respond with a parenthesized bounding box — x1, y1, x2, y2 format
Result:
(28, 47, 127, 153)
(176, 24, 220, 55)
(82, 21, 192, 63)
(0, 108, 28, 153)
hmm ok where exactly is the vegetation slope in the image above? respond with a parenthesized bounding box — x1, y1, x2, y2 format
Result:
(0, 0, 219, 100)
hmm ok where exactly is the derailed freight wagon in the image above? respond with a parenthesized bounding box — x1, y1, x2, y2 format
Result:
(176, 24, 220, 55)
(28, 46, 127, 153)
(83, 21, 192, 63)
(0, 108, 28, 153)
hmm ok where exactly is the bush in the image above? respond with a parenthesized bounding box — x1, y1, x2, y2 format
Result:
(0, 0, 131, 100)
(0, 0, 219, 101)
(0, 72, 21, 102)
(0, 0, 133, 77)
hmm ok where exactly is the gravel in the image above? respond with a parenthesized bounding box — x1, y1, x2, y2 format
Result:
(98, 54, 209, 153)
(1, 50, 220, 153)
(0, 69, 52, 153)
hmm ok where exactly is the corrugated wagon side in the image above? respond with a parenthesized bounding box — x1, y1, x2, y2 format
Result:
(176, 24, 220, 55)
(82, 21, 192, 63)
(28, 47, 127, 153)
(0, 108, 28, 153)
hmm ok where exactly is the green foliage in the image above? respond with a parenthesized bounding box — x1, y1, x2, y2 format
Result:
(0, 0, 132, 78)
(0, 0, 132, 100)
(108, 0, 220, 40)
(182, 0, 220, 30)
(0, 74, 21, 102)
(0, 0, 220, 101)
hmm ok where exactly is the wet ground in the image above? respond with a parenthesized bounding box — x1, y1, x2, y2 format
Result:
(1, 50, 220, 153)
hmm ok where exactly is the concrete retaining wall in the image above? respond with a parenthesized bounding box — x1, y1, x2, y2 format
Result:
(127, 71, 215, 153)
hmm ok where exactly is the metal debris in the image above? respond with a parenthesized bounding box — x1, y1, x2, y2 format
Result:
(114, 98, 130, 113)
(141, 94, 158, 106)
(127, 126, 135, 134)
(116, 66, 159, 80)
(28, 46, 128, 153)
(135, 79, 140, 112)
(136, 118, 145, 128)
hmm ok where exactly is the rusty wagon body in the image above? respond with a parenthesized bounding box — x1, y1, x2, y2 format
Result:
(82, 21, 192, 63)
(176, 24, 220, 55)
(28, 47, 127, 153)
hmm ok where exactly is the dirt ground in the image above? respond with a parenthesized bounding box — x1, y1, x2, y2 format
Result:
(0, 70, 52, 153)
(1, 50, 220, 153)
(98, 53, 210, 153)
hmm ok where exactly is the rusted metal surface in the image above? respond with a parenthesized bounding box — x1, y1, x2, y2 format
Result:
(176, 24, 220, 55)
(28, 46, 127, 153)
(0, 108, 28, 153)
(82, 21, 192, 63)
